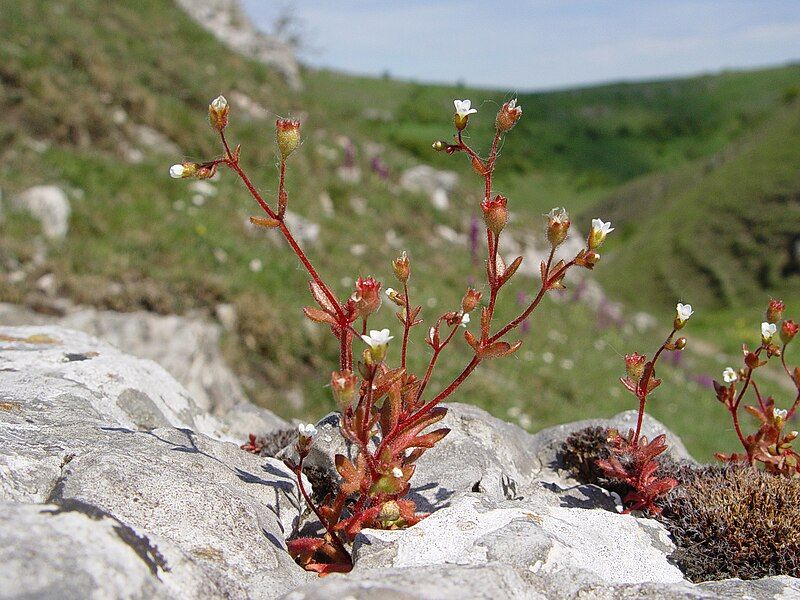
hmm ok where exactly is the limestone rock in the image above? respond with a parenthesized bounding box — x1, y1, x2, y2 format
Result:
(174, 0, 301, 90)
(0, 325, 310, 598)
(0, 303, 250, 416)
(11, 185, 71, 240)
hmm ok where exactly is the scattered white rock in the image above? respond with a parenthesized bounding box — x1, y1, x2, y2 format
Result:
(399, 165, 459, 209)
(318, 191, 334, 216)
(189, 180, 217, 198)
(249, 258, 263, 272)
(12, 185, 71, 240)
(283, 211, 320, 246)
(229, 91, 270, 120)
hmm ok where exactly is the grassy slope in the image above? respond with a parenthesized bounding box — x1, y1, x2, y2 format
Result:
(1, 0, 799, 459)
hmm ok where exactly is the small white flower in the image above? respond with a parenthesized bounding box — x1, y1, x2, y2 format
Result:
(385, 288, 396, 298)
(297, 423, 317, 438)
(210, 94, 227, 111)
(722, 367, 738, 384)
(460, 313, 470, 327)
(591, 218, 614, 236)
(361, 328, 393, 348)
(453, 99, 477, 118)
(169, 164, 185, 179)
(774, 408, 788, 420)
(676, 303, 693, 324)
(547, 207, 569, 224)
(391, 467, 403, 478)
(762, 321, 777, 341)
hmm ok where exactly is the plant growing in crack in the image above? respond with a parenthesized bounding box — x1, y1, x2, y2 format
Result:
(713, 299, 800, 476)
(596, 304, 693, 515)
(171, 94, 613, 573)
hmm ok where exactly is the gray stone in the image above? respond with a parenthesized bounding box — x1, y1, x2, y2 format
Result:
(0, 303, 253, 417)
(174, 0, 302, 90)
(11, 185, 71, 240)
(0, 502, 169, 599)
(0, 325, 311, 598)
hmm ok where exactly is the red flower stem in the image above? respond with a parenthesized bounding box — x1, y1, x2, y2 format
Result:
(489, 259, 575, 343)
(751, 379, 768, 412)
(401, 282, 411, 371)
(294, 456, 351, 562)
(406, 355, 482, 427)
(219, 132, 345, 324)
(415, 321, 460, 404)
(632, 329, 675, 444)
(729, 403, 751, 463)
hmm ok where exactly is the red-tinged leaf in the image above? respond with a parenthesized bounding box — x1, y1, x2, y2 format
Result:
(410, 306, 422, 321)
(372, 368, 405, 399)
(309, 279, 336, 314)
(404, 447, 427, 464)
(249, 215, 280, 228)
(464, 329, 480, 352)
(286, 537, 326, 565)
(380, 386, 401, 436)
(620, 376, 638, 394)
(499, 255, 523, 286)
(540, 260, 548, 284)
(305, 562, 353, 575)
(408, 427, 450, 449)
(397, 407, 448, 438)
(335, 454, 364, 495)
(303, 306, 337, 325)
(480, 340, 522, 359)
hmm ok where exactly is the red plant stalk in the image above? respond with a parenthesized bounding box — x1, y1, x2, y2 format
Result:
(174, 95, 610, 572)
(713, 302, 800, 476)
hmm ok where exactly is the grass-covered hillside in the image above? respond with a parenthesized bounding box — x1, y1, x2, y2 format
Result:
(1, 0, 798, 460)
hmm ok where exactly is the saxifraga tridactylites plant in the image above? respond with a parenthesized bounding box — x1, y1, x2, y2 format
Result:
(595, 304, 694, 515)
(713, 299, 800, 476)
(171, 95, 614, 573)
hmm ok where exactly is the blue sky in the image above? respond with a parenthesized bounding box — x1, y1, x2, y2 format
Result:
(242, 1, 800, 91)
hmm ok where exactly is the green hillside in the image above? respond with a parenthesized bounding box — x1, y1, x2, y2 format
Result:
(1, 0, 799, 460)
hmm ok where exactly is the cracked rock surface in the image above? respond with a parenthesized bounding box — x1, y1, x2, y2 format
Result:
(1, 325, 799, 599)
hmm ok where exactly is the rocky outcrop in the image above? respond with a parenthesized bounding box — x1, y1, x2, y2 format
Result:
(0, 303, 249, 418)
(2, 325, 798, 599)
(174, 0, 302, 90)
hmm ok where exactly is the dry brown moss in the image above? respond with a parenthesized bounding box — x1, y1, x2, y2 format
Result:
(660, 465, 800, 581)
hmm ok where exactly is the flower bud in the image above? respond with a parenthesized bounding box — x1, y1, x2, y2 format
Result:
(385, 287, 404, 306)
(774, 408, 788, 427)
(625, 352, 647, 381)
(496, 99, 522, 133)
(392, 251, 410, 282)
(432, 140, 446, 152)
(461, 288, 482, 313)
(674, 337, 687, 350)
(546, 207, 570, 247)
(378, 500, 401, 522)
(331, 370, 358, 411)
(481, 195, 508, 235)
(276, 118, 301, 161)
(766, 299, 786, 324)
(581, 250, 600, 270)
(208, 95, 229, 131)
(352, 277, 382, 319)
(781, 319, 798, 345)
(169, 162, 198, 179)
